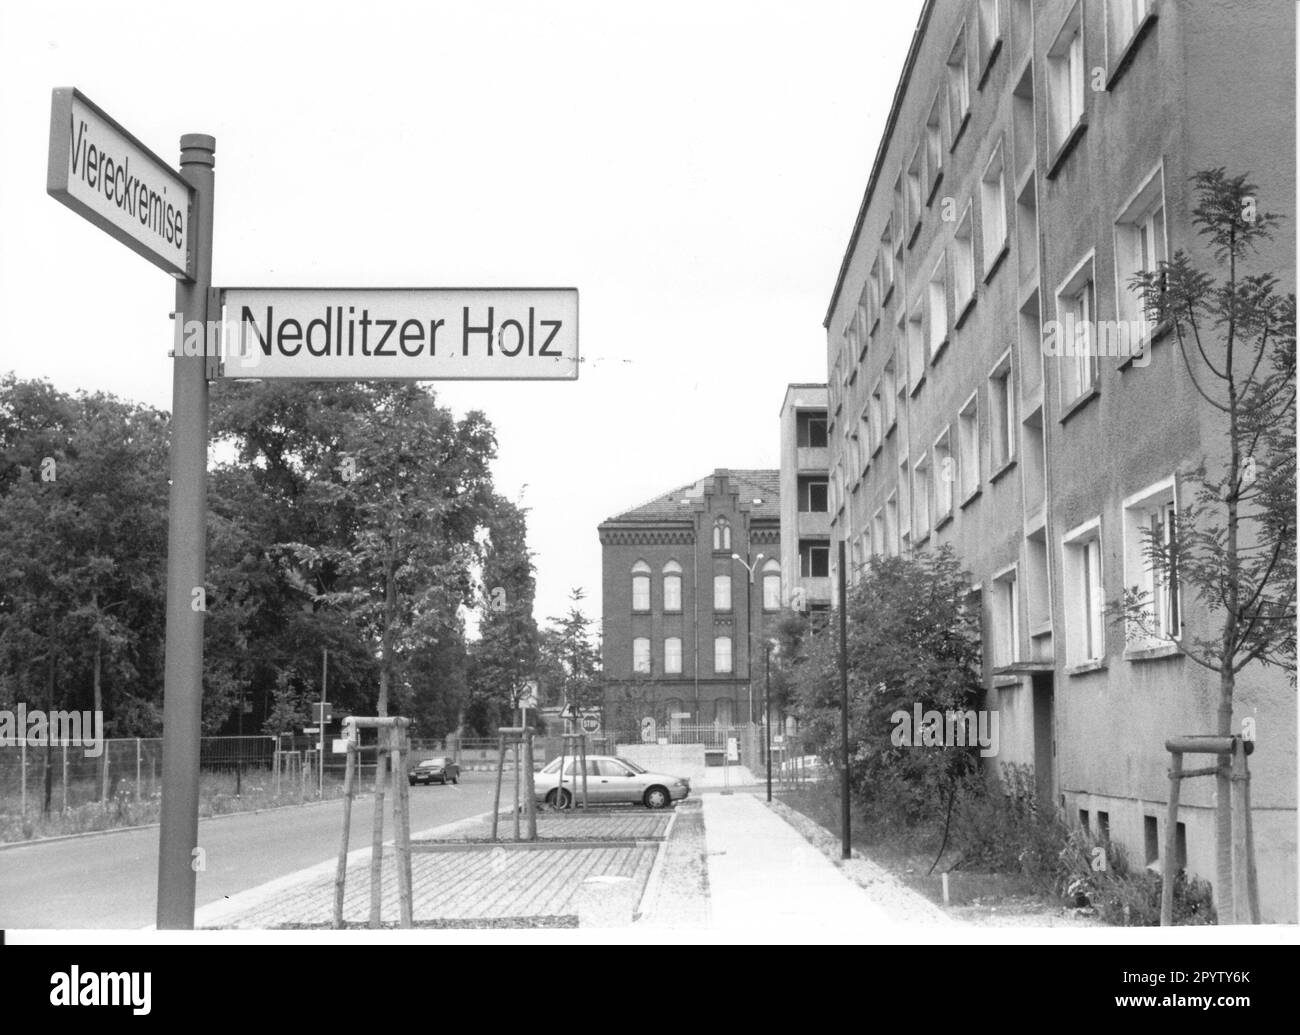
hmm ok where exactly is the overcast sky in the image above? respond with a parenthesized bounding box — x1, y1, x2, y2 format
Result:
(0, 0, 923, 627)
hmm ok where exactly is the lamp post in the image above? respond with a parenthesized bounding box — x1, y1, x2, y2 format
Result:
(730, 552, 763, 725)
(764, 639, 777, 802)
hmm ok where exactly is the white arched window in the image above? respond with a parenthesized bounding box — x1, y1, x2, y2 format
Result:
(631, 560, 650, 612)
(713, 574, 732, 611)
(762, 558, 782, 611)
(664, 636, 682, 674)
(663, 560, 682, 612)
(632, 637, 651, 673)
(713, 518, 731, 551)
(714, 635, 733, 674)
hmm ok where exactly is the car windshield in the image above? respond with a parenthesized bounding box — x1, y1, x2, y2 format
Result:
(422, 758, 447, 767)
(616, 757, 646, 774)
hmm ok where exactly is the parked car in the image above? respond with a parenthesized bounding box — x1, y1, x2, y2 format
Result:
(408, 757, 460, 785)
(534, 755, 689, 809)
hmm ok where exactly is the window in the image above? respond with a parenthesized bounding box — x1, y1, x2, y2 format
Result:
(958, 393, 980, 499)
(881, 225, 895, 300)
(882, 356, 898, 430)
(631, 560, 651, 612)
(925, 92, 945, 200)
(714, 697, 734, 725)
(884, 494, 899, 557)
(928, 256, 948, 355)
(947, 26, 971, 142)
(867, 387, 883, 454)
(990, 353, 1015, 469)
(906, 145, 924, 237)
(907, 303, 925, 391)
(713, 518, 731, 551)
(665, 698, 686, 729)
(953, 206, 976, 311)
(913, 455, 932, 541)
(932, 429, 954, 522)
(981, 143, 1008, 270)
(1123, 478, 1182, 646)
(897, 457, 910, 552)
(714, 636, 733, 674)
(799, 540, 830, 578)
(864, 265, 879, 336)
(713, 574, 732, 611)
(1047, 4, 1086, 155)
(979, 0, 1002, 72)
(762, 559, 781, 610)
(799, 476, 829, 512)
(1114, 166, 1167, 346)
(1057, 257, 1098, 404)
(992, 565, 1020, 666)
(895, 336, 909, 416)
(872, 510, 886, 558)
(797, 411, 829, 448)
(1107, 0, 1149, 59)
(1064, 520, 1105, 664)
(632, 636, 651, 674)
(664, 636, 683, 675)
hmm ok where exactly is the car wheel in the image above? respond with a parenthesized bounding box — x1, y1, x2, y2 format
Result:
(644, 786, 670, 810)
(546, 788, 573, 809)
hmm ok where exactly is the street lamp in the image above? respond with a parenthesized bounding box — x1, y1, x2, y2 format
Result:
(731, 552, 763, 725)
(764, 638, 779, 802)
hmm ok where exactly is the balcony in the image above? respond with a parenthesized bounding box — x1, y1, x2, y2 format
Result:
(796, 446, 829, 472)
(799, 576, 832, 605)
(797, 511, 831, 537)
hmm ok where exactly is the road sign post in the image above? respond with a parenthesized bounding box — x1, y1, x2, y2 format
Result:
(155, 133, 214, 930)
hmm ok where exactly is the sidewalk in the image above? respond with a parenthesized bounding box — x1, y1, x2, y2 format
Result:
(700, 792, 893, 938)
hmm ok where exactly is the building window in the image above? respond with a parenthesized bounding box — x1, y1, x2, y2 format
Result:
(897, 457, 911, 553)
(662, 560, 682, 612)
(932, 428, 954, 523)
(907, 303, 925, 391)
(953, 206, 976, 311)
(1107, 0, 1150, 60)
(762, 559, 781, 610)
(913, 454, 932, 541)
(981, 143, 1008, 270)
(1114, 166, 1167, 346)
(665, 698, 686, 728)
(713, 574, 732, 611)
(979, 0, 1002, 73)
(664, 636, 683, 675)
(928, 256, 948, 356)
(1057, 256, 1098, 405)
(990, 352, 1015, 469)
(925, 91, 945, 201)
(1064, 519, 1105, 664)
(906, 145, 924, 238)
(798, 476, 829, 513)
(992, 565, 1020, 667)
(884, 495, 899, 557)
(1123, 478, 1182, 646)
(872, 510, 886, 558)
(713, 518, 732, 551)
(868, 383, 884, 452)
(632, 636, 651, 674)
(864, 264, 879, 336)
(882, 356, 898, 430)
(797, 411, 828, 448)
(714, 636, 733, 675)
(714, 697, 734, 726)
(947, 24, 971, 142)
(631, 560, 651, 612)
(1047, 3, 1086, 155)
(881, 225, 895, 300)
(958, 392, 980, 500)
(799, 540, 830, 578)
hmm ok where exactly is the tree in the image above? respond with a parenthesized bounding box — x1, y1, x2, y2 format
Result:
(537, 588, 602, 712)
(1117, 169, 1296, 920)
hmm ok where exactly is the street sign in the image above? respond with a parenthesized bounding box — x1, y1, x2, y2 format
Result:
(216, 288, 579, 381)
(303, 726, 320, 734)
(519, 680, 539, 709)
(726, 737, 739, 762)
(560, 704, 580, 720)
(580, 714, 601, 735)
(46, 88, 194, 280)
(332, 739, 349, 753)
(312, 702, 333, 723)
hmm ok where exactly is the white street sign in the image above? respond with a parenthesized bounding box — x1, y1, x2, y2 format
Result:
(217, 287, 579, 380)
(726, 737, 739, 762)
(332, 739, 348, 753)
(46, 88, 194, 279)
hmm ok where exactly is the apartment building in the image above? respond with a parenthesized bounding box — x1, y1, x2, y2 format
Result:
(779, 385, 833, 616)
(823, 0, 1295, 919)
(597, 469, 782, 741)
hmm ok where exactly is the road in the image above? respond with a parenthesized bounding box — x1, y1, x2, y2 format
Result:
(0, 772, 501, 929)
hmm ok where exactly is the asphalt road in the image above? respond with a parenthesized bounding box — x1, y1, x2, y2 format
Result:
(0, 772, 501, 929)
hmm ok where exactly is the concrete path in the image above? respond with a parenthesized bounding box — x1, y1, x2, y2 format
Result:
(701, 792, 891, 938)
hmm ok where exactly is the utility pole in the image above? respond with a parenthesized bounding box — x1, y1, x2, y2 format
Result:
(765, 640, 772, 802)
(838, 539, 850, 860)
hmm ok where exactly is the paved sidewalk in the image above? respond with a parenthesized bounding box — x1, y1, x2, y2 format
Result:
(701, 793, 892, 938)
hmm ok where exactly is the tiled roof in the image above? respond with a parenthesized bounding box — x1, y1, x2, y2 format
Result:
(603, 470, 781, 524)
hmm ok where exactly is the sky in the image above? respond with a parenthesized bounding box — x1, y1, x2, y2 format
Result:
(0, 0, 924, 628)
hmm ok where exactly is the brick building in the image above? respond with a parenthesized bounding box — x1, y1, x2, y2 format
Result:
(598, 470, 782, 743)
(822, 0, 1295, 919)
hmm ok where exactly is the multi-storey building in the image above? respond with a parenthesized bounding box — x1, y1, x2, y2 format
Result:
(779, 385, 833, 616)
(823, 0, 1295, 919)
(598, 469, 782, 742)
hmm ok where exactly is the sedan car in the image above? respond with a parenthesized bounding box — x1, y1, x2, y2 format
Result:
(534, 755, 689, 809)
(408, 757, 460, 785)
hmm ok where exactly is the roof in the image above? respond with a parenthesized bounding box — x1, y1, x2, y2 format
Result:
(602, 469, 781, 524)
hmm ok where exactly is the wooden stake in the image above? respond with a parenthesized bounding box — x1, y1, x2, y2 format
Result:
(1160, 750, 1182, 926)
(392, 729, 413, 928)
(490, 731, 505, 840)
(1230, 739, 1250, 925)
(369, 731, 387, 928)
(523, 729, 538, 841)
(333, 740, 357, 929)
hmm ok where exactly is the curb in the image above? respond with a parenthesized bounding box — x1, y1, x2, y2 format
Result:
(632, 808, 679, 923)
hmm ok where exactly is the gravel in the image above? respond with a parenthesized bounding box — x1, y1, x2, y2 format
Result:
(634, 800, 710, 930)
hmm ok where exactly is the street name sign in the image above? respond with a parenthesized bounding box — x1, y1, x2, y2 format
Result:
(47, 88, 194, 280)
(217, 287, 579, 380)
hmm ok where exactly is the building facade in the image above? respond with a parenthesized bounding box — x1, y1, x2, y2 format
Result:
(823, 0, 1295, 919)
(779, 385, 833, 615)
(598, 469, 782, 743)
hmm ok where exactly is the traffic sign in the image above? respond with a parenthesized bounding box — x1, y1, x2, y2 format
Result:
(303, 726, 320, 734)
(46, 88, 194, 279)
(560, 703, 580, 720)
(581, 714, 601, 735)
(726, 737, 739, 762)
(216, 288, 579, 381)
